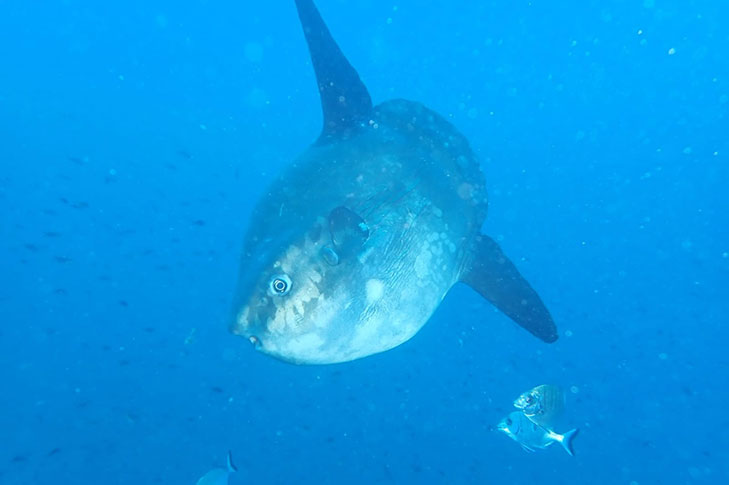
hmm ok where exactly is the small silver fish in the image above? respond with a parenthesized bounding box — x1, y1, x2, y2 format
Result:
(497, 411, 578, 456)
(196, 451, 237, 485)
(513, 384, 565, 428)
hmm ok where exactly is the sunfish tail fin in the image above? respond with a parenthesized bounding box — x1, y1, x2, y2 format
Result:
(559, 428, 579, 457)
(460, 235, 558, 343)
(294, 0, 373, 140)
(226, 450, 238, 473)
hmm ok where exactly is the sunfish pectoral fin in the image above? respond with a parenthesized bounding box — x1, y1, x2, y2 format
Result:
(294, 0, 373, 140)
(460, 235, 558, 343)
(329, 206, 369, 253)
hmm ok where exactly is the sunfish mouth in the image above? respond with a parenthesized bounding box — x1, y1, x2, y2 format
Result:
(248, 335, 262, 349)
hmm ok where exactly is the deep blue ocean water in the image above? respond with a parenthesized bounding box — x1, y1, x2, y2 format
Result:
(2, 0, 727, 483)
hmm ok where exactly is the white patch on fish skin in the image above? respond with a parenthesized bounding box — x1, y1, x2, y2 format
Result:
(312, 296, 337, 329)
(431, 242, 443, 257)
(280, 245, 302, 274)
(365, 279, 384, 305)
(268, 305, 288, 333)
(353, 315, 383, 347)
(309, 270, 322, 283)
(399, 286, 418, 304)
(349, 315, 420, 359)
(284, 305, 298, 327)
(236, 306, 250, 330)
(358, 246, 375, 264)
(414, 244, 433, 280)
(285, 333, 324, 356)
(294, 298, 306, 317)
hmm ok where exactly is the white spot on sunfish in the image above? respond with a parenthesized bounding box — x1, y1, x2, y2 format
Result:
(414, 245, 433, 279)
(286, 333, 325, 355)
(353, 315, 383, 347)
(366, 279, 385, 304)
(358, 246, 375, 264)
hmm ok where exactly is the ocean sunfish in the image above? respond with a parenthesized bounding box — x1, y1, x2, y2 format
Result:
(230, 0, 559, 364)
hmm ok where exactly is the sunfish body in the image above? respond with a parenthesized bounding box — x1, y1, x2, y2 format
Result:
(196, 451, 237, 485)
(498, 411, 578, 456)
(230, 0, 558, 364)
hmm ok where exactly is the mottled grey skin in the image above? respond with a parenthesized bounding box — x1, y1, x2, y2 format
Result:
(229, 0, 556, 364)
(231, 100, 486, 364)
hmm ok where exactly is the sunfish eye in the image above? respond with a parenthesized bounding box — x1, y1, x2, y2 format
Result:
(506, 418, 512, 426)
(269, 274, 292, 295)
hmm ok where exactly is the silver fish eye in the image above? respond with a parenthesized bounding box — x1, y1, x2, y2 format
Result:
(269, 274, 292, 295)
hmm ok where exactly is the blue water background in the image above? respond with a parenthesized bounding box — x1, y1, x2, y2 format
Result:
(1, 0, 727, 483)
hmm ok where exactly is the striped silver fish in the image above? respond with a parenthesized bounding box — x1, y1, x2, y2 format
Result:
(513, 384, 565, 428)
(498, 411, 578, 456)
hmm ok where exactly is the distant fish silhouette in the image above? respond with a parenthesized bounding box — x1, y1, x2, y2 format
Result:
(176, 149, 193, 159)
(67, 156, 88, 165)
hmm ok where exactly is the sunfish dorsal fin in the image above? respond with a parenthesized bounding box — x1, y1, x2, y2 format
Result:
(295, 0, 373, 140)
(461, 235, 558, 343)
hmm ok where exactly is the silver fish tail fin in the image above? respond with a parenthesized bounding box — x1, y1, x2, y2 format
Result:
(226, 450, 238, 473)
(559, 428, 579, 457)
(460, 235, 558, 343)
(294, 0, 373, 140)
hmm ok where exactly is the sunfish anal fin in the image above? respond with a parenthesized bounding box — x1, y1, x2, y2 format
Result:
(461, 235, 558, 343)
(294, 0, 373, 141)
